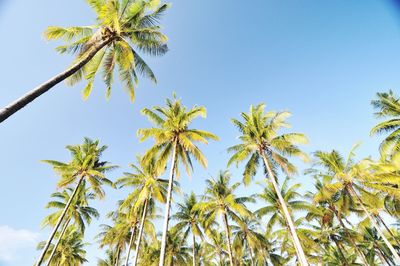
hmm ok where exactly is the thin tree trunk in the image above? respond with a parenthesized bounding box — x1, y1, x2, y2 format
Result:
(348, 185, 400, 264)
(132, 199, 149, 266)
(124, 224, 137, 266)
(222, 212, 234, 266)
(45, 217, 71, 266)
(260, 152, 309, 266)
(0, 37, 112, 124)
(332, 206, 369, 265)
(375, 242, 393, 266)
(333, 238, 348, 266)
(159, 139, 178, 266)
(192, 232, 196, 266)
(248, 242, 255, 266)
(115, 246, 121, 266)
(377, 214, 400, 247)
(36, 175, 84, 266)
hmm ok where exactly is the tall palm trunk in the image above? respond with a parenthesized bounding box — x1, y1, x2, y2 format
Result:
(260, 152, 309, 266)
(159, 139, 178, 266)
(115, 246, 121, 266)
(132, 199, 149, 266)
(374, 242, 393, 266)
(348, 185, 400, 264)
(222, 212, 234, 266)
(333, 238, 348, 266)
(192, 232, 196, 266)
(45, 217, 71, 266)
(377, 214, 400, 247)
(331, 206, 369, 265)
(36, 175, 84, 266)
(124, 224, 137, 266)
(0, 37, 112, 123)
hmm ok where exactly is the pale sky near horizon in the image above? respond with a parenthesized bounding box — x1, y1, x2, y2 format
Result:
(1, 0, 400, 265)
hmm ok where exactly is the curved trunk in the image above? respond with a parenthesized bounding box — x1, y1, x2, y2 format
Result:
(159, 140, 178, 266)
(192, 233, 196, 266)
(45, 217, 71, 266)
(36, 175, 84, 266)
(348, 185, 400, 264)
(124, 224, 137, 266)
(222, 212, 234, 266)
(0, 37, 112, 124)
(260, 152, 309, 266)
(132, 199, 149, 266)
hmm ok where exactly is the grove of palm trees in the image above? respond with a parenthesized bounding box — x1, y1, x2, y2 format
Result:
(2, 1, 400, 266)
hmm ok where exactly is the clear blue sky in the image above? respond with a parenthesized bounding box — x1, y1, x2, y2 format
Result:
(1, 0, 400, 265)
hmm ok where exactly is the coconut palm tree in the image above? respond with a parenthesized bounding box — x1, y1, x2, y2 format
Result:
(37, 225, 88, 266)
(370, 90, 400, 156)
(311, 147, 400, 263)
(98, 249, 119, 266)
(137, 95, 218, 266)
(173, 192, 204, 266)
(228, 104, 309, 266)
(36, 138, 115, 266)
(116, 155, 168, 266)
(195, 170, 253, 266)
(41, 185, 99, 265)
(0, 0, 168, 123)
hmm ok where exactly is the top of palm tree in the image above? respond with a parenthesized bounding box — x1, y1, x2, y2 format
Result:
(138, 95, 219, 176)
(43, 137, 116, 198)
(228, 103, 309, 185)
(44, 0, 169, 101)
(370, 90, 400, 156)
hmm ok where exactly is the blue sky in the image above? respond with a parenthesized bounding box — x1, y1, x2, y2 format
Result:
(1, 0, 400, 265)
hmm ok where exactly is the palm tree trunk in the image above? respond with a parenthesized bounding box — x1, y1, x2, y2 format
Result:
(115, 246, 121, 266)
(0, 37, 112, 124)
(333, 238, 348, 266)
(248, 243, 255, 266)
(222, 212, 234, 266)
(332, 206, 369, 265)
(124, 224, 137, 266)
(132, 199, 149, 266)
(192, 233, 196, 266)
(375, 242, 393, 266)
(377, 214, 400, 247)
(45, 217, 71, 266)
(260, 152, 309, 266)
(159, 139, 178, 266)
(36, 175, 84, 266)
(348, 185, 400, 264)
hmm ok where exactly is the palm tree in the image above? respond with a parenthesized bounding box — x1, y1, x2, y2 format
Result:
(370, 90, 400, 156)
(173, 192, 203, 266)
(311, 148, 400, 264)
(195, 170, 252, 266)
(137, 95, 218, 266)
(98, 249, 119, 266)
(0, 0, 169, 123)
(41, 185, 99, 265)
(36, 138, 115, 266)
(37, 225, 88, 266)
(228, 104, 309, 266)
(116, 155, 168, 266)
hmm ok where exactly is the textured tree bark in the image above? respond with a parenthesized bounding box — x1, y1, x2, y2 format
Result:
(222, 212, 234, 266)
(132, 199, 149, 266)
(45, 217, 71, 266)
(159, 139, 178, 266)
(260, 152, 309, 266)
(36, 175, 84, 266)
(0, 38, 112, 124)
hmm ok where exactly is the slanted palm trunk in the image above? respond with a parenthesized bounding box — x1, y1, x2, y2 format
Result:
(159, 140, 178, 266)
(347, 185, 400, 264)
(124, 224, 137, 266)
(332, 208, 368, 265)
(376, 214, 400, 247)
(192, 232, 196, 266)
(333, 238, 348, 266)
(36, 175, 84, 266)
(222, 212, 234, 266)
(0, 37, 112, 124)
(132, 199, 149, 266)
(45, 217, 71, 266)
(260, 152, 309, 266)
